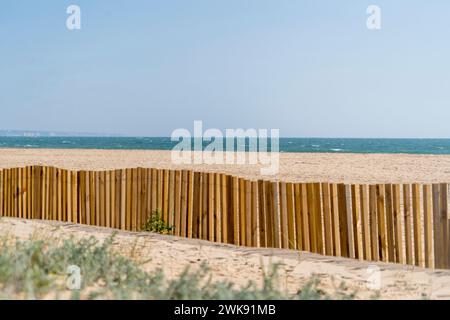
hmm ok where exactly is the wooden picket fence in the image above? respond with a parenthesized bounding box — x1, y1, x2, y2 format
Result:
(0, 165, 449, 269)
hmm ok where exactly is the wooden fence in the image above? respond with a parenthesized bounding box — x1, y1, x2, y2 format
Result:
(0, 166, 449, 269)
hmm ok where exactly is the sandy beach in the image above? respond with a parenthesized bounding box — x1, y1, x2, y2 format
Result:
(1, 148, 450, 184)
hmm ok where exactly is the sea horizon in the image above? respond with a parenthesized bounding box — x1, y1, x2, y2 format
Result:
(2, 136, 450, 154)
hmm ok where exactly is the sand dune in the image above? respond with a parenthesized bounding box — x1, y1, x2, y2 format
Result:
(1, 217, 449, 299)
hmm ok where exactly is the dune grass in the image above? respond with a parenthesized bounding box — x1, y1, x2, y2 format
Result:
(0, 234, 355, 300)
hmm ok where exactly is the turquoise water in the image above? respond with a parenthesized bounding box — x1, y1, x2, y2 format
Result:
(1, 137, 450, 154)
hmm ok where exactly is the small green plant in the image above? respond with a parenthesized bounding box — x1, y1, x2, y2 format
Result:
(141, 209, 174, 234)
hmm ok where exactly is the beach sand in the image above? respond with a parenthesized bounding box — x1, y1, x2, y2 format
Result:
(1, 148, 450, 299)
(1, 148, 450, 183)
(1, 217, 449, 299)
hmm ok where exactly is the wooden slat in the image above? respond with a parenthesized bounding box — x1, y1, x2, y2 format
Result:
(18, 167, 23, 218)
(322, 183, 333, 255)
(412, 183, 424, 267)
(393, 184, 404, 264)
(202, 172, 208, 240)
(251, 180, 259, 247)
(376, 184, 388, 262)
(163, 170, 169, 222)
(72, 171, 78, 223)
(439, 183, 449, 269)
(57, 168, 62, 221)
(360, 184, 371, 261)
(191, 171, 200, 238)
(209, 173, 216, 242)
(279, 182, 289, 249)
(174, 170, 182, 236)
(239, 178, 246, 246)
(404, 184, 414, 265)
(105, 171, 111, 228)
(89, 170, 95, 225)
(337, 184, 349, 257)
(132, 169, 138, 231)
(265, 181, 274, 248)
(215, 173, 222, 242)
(180, 170, 188, 237)
(352, 184, 363, 260)
(423, 184, 434, 268)
(125, 169, 132, 230)
(307, 183, 317, 253)
(0, 170, 3, 217)
(385, 184, 395, 262)
(96, 171, 102, 227)
(286, 182, 296, 250)
(187, 171, 194, 238)
(330, 183, 340, 256)
(110, 170, 116, 228)
(294, 183, 302, 251)
(62, 169, 67, 221)
(78, 171, 84, 224)
(231, 177, 240, 245)
(369, 185, 379, 261)
(345, 184, 355, 259)
(168, 170, 175, 231)
(272, 182, 281, 249)
(157, 169, 163, 213)
(151, 169, 157, 213)
(222, 174, 229, 243)
(301, 183, 311, 252)
(120, 170, 126, 230)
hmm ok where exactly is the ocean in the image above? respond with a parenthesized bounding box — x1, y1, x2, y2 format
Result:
(1, 137, 450, 154)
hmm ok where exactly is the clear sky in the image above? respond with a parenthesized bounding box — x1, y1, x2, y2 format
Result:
(1, 1, 449, 137)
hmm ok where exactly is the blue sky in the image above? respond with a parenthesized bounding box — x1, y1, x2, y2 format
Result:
(1, 1, 449, 137)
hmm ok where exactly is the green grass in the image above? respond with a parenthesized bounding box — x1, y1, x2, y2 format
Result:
(0, 235, 355, 300)
(141, 210, 174, 235)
